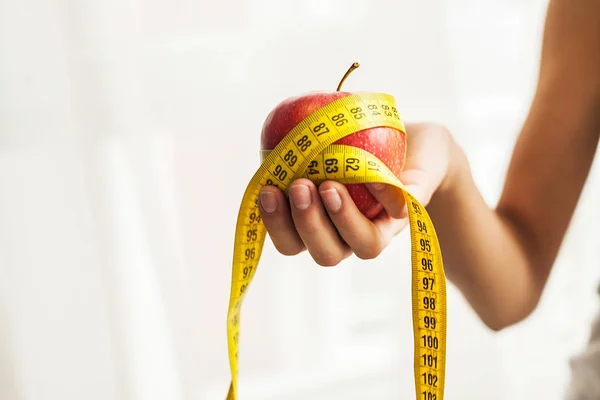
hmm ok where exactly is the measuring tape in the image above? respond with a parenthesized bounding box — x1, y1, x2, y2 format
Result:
(225, 92, 447, 400)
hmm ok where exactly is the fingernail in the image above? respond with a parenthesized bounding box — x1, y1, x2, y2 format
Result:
(369, 183, 386, 192)
(260, 191, 278, 213)
(321, 188, 342, 213)
(290, 184, 312, 210)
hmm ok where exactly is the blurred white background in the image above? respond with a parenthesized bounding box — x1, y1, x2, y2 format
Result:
(2, 0, 600, 399)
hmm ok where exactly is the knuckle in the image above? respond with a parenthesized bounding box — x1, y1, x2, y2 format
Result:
(281, 246, 305, 256)
(265, 226, 306, 256)
(273, 240, 305, 256)
(355, 242, 384, 260)
(355, 250, 377, 260)
(429, 122, 448, 133)
(314, 252, 342, 267)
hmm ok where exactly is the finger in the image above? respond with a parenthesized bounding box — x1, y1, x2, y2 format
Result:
(318, 181, 386, 260)
(365, 182, 407, 219)
(398, 122, 451, 207)
(400, 169, 433, 205)
(371, 210, 409, 246)
(288, 179, 351, 266)
(366, 168, 432, 220)
(258, 186, 306, 256)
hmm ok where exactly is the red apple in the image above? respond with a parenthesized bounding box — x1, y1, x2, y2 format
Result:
(260, 64, 407, 220)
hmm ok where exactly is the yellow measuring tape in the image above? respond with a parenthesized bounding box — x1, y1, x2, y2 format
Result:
(226, 92, 447, 400)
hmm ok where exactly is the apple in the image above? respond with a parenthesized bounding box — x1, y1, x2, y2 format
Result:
(260, 63, 407, 219)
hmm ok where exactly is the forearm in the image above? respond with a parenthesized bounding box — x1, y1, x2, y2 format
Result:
(425, 0, 600, 331)
(428, 88, 600, 330)
(427, 141, 540, 331)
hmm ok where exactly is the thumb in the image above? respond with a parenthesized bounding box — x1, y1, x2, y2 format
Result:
(366, 169, 433, 219)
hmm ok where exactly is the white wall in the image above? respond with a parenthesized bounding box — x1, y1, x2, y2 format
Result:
(1, 0, 600, 399)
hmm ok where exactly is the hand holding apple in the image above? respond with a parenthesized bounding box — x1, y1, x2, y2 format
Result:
(256, 64, 452, 266)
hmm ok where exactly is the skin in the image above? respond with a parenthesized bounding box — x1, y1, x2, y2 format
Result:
(258, 0, 600, 331)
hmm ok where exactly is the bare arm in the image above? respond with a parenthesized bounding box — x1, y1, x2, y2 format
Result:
(428, 0, 600, 330)
(257, 0, 600, 331)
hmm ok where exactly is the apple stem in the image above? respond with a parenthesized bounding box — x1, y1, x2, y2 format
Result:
(336, 62, 360, 91)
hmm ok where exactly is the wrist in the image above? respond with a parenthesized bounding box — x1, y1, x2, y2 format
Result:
(437, 135, 469, 198)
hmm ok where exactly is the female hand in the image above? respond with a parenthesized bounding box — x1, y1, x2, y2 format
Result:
(257, 122, 455, 266)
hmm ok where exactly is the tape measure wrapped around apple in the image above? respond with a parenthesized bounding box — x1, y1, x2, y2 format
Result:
(226, 63, 447, 400)
(260, 63, 407, 219)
